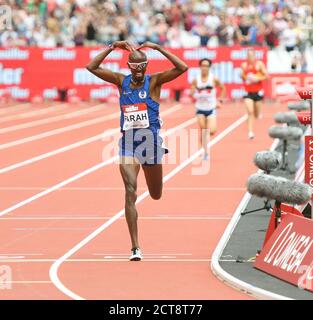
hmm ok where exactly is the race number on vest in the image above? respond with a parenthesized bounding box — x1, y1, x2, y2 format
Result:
(122, 103, 150, 131)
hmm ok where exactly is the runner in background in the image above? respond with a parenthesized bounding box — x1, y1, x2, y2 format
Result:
(240, 48, 268, 139)
(190, 58, 226, 160)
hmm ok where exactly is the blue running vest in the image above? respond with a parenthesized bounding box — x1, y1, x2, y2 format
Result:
(119, 74, 162, 132)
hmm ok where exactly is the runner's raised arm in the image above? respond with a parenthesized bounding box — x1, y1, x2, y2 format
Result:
(137, 41, 188, 85)
(86, 41, 135, 86)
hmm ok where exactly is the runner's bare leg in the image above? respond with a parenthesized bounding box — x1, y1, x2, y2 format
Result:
(207, 114, 217, 136)
(142, 164, 163, 200)
(120, 157, 141, 249)
(244, 98, 254, 134)
(197, 114, 209, 155)
(254, 100, 262, 119)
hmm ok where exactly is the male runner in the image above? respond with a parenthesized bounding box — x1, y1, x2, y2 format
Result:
(86, 41, 188, 261)
(240, 48, 267, 139)
(190, 58, 225, 160)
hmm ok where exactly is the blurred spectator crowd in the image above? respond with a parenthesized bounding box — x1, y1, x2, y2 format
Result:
(0, 0, 312, 52)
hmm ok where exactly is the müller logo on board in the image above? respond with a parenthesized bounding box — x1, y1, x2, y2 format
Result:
(43, 88, 58, 99)
(125, 105, 139, 112)
(230, 49, 264, 60)
(74, 68, 104, 85)
(263, 222, 313, 273)
(144, 49, 165, 60)
(0, 86, 29, 99)
(0, 48, 29, 60)
(0, 64, 23, 85)
(183, 48, 216, 60)
(43, 48, 76, 60)
(90, 87, 115, 99)
(271, 77, 300, 96)
(90, 49, 122, 60)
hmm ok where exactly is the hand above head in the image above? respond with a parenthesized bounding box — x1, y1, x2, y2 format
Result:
(112, 41, 136, 52)
(135, 41, 187, 85)
(137, 41, 160, 50)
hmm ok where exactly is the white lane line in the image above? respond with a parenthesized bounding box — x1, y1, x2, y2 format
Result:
(0, 253, 43, 256)
(0, 104, 181, 150)
(210, 138, 293, 300)
(9, 217, 230, 227)
(136, 216, 232, 220)
(0, 104, 182, 173)
(0, 103, 107, 134)
(95, 259, 211, 262)
(0, 259, 211, 263)
(294, 128, 308, 183)
(3, 253, 192, 257)
(1, 281, 52, 284)
(14, 228, 95, 231)
(0, 103, 69, 123)
(0, 186, 246, 191)
(49, 115, 247, 300)
(0, 132, 113, 174)
(0, 110, 119, 151)
(295, 163, 304, 182)
(0, 103, 31, 115)
(0, 112, 194, 217)
(0, 160, 115, 217)
(93, 253, 192, 256)
(0, 216, 232, 220)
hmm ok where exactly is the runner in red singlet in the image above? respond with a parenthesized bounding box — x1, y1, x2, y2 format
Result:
(240, 48, 267, 139)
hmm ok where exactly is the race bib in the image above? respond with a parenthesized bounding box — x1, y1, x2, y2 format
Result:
(246, 72, 256, 84)
(122, 103, 150, 131)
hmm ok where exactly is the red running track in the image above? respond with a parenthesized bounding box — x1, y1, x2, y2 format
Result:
(0, 100, 285, 299)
